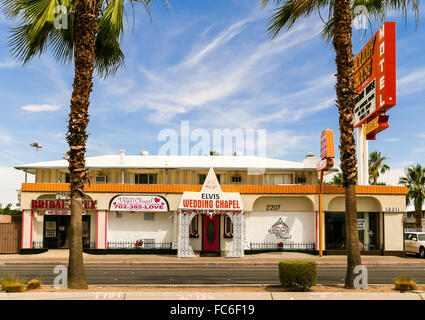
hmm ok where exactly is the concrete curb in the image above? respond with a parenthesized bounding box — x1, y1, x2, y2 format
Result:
(0, 291, 422, 300)
(4, 261, 425, 266)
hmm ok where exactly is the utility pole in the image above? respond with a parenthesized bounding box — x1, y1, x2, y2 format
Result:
(29, 142, 42, 162)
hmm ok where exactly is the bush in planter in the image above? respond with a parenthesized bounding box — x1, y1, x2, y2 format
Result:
(278, 261, 317, 292)
(27, 279, 42, 290)
(1, 275, 26, 292)
(395, 276, 417, 291)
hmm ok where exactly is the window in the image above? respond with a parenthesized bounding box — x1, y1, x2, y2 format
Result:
(144, 213, 155, 221)
(224, 215, 233, 238)
(64, 173, 70, 183)
(199, 174, 221, 184)
(95, 176, 107, 183)
(296, 177, 306, 184)
(231, 176, 242, 183)
(325, 212, 380, 250)
(135, 173, 157, 184)
(264, 174, 293, 185)
(189, 215, 199, 238)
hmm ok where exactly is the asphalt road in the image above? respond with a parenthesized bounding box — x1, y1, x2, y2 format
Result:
(0, 265, 424, 285)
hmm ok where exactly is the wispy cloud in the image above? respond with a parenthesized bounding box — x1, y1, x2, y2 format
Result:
(108, 20, 324, 124)
(0, 61, 17, 68)
(0, 134, 13, 145)
(21, 104, 61, 112)
(178, 17, 252, 68)
(383, 137, 400, 142)
(397, 67, 425, 95)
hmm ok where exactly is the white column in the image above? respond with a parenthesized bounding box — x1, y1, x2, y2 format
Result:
(363, 130, 369, 186)
(96, 210, 108, 249)
(357, 125, 369, 185)
(226, 212, 244, 258)
(356, 127, 363, 185)
(178, 212, 196, 258)
(21, 210, 33, 249)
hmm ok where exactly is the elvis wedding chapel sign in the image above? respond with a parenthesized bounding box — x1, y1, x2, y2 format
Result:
(177, 168, 244, 258)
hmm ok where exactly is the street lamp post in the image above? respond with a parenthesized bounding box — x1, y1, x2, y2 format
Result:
(29, 142, 42, 162)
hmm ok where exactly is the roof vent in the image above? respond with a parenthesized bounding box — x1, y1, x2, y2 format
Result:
(140, 150, 149, 156)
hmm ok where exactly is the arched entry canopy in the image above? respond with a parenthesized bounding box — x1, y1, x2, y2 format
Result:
(177, 168, 244, 258)
(327, 196, 382, 212)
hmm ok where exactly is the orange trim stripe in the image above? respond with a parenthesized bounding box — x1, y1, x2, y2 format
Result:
(21, 183, 407, 195)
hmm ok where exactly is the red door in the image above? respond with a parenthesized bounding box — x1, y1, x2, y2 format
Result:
(202, 215, 220, 252)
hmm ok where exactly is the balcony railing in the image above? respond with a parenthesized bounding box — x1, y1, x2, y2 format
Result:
(249, 242, 315, 251)
(21, 183, 408, 195)
(106, 241, 172, 249)
(32, 240, 96, 249)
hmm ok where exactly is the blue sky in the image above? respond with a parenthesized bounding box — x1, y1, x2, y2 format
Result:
(0, 0, 424, 206)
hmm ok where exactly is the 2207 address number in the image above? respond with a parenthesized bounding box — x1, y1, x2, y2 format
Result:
(266, 205, 280, 211)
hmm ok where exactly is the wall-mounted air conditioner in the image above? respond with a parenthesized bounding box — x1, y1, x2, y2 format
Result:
(96, 176, 107, 183)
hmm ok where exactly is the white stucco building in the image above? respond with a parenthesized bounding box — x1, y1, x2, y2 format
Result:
(15, 152, 407, 257)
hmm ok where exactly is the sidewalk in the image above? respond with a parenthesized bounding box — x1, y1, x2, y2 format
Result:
(1, 250, 425, 265)
(0, 290, 424, 300)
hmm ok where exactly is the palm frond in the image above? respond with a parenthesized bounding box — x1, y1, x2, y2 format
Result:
(263, 0, 331, 38)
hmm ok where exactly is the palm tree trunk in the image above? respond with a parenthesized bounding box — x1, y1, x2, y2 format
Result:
(333, 0, 362, 289)
(415, 205, 422, 229)
(66, 0, 100, 289)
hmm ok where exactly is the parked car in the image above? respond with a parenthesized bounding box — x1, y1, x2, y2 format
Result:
(404, 232, 425, 258)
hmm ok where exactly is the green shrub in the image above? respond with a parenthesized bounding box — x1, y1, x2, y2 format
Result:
(278, 261, 317, 292)
(27, 279, 42, 290)
(1, 282, 25, 293)
(395, 276, 417, 291)
(1, 275, 26, 288)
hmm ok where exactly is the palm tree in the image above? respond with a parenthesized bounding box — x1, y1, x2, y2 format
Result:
(261, 0, 419, 288)
(399, 164, 425, 229)
(1, 0, 167, 289)
(369, 151, 390, 185)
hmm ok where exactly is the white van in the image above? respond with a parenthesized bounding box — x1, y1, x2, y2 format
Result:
(404, 232, 425, 258)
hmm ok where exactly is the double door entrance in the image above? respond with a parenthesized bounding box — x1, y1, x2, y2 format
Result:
(201, 215, 220, 256)
(43, 215, 90, 249)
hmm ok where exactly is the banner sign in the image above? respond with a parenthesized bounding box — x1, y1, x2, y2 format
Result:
(358, 219, 366, 231)
(320, 129, 335, 160)
(32, 199, 97, 210)
(353, 22, 396, 128)
(178, 192, 243, 211)
(364, 114, 389, 140)
(110, 195, 169, 212)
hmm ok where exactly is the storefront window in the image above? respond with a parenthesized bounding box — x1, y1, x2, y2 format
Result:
(325, 212, 380, 251)
(135, 173, 157, 184)
(264, 174, 292, 185)
(189, 214, 199, 238)
(224, 215, 233, 238)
